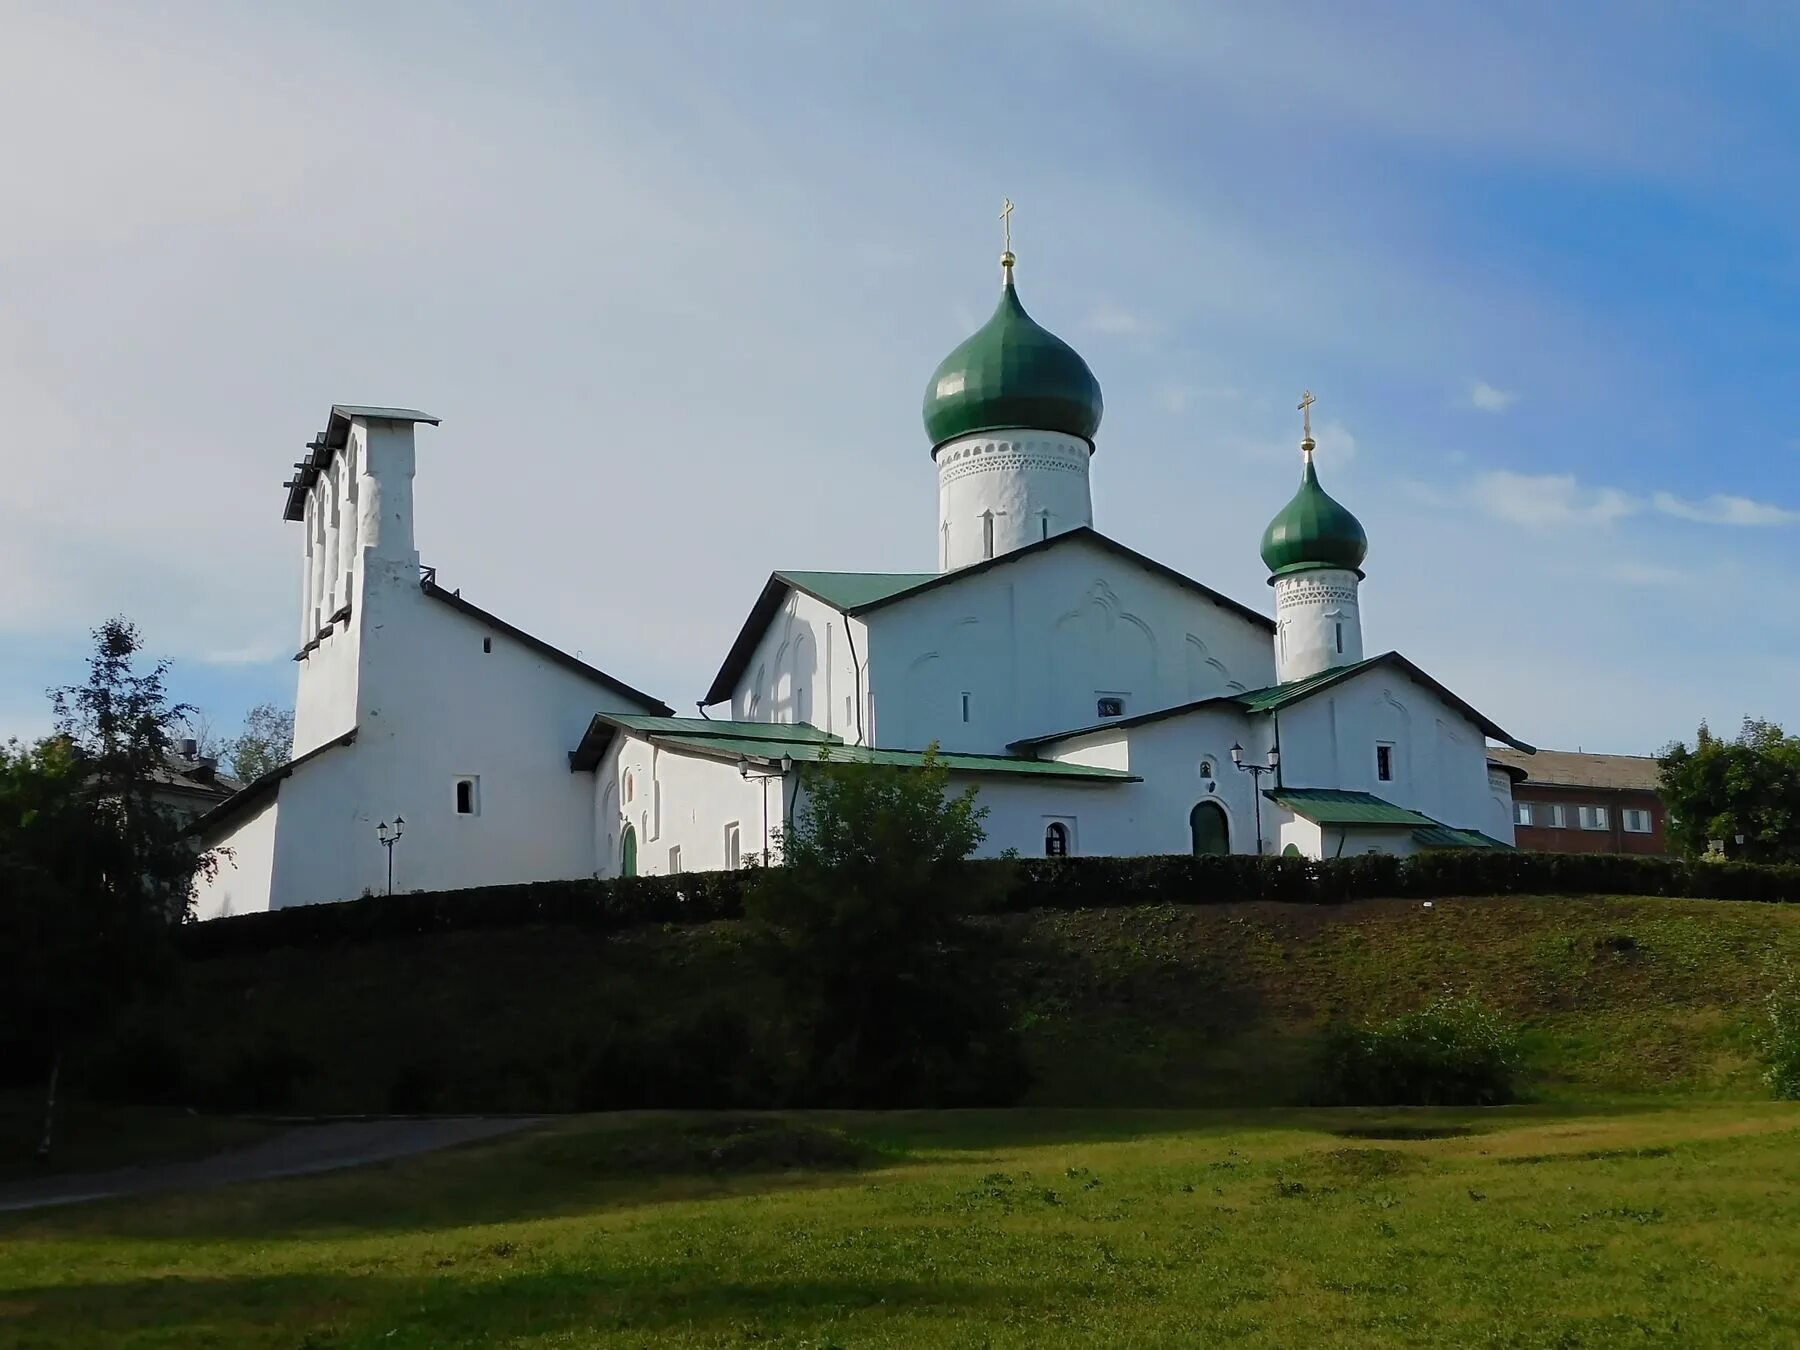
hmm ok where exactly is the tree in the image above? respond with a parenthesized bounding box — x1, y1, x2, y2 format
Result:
(743, 748, 1028, 1108)
(226, 702, 294, 781)
(0, 619, 216, 1162)
(1659, 718, 1800, 863)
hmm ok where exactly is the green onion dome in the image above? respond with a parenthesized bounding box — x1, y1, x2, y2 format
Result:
(923, 268, 1103, 454)
(1260, 453, 1368, 579)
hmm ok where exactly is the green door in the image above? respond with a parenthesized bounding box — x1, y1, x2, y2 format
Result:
(1189, 801, 1229, 855)
(621, 825, 638, 878)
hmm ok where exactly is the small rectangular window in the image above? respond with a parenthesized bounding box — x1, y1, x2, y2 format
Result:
(1579, 805, 1609, 831)
(960, 691, 971, 723)
(482, 637, 492, 653)
(1335, 622, 1344, 654)
(668, 846, 682, 873)
(1515, 801, 1533, 826)
(1097, 696, 1125, 719)
(724, 822, 741, 870)
(1623, 808, 1652, 833)
(1546, 804, 1567, 828)
(454, 777, 479, 816)
(1375, 743, 1394, 782)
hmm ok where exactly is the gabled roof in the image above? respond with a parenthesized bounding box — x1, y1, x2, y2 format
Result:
(1267, 787, 1438, 827)
(282, 405, 439, 522)
(187, 730, 358, 842)
(569, 712, 1135, 782)
(569, 713, 840, 772)
(704, 527, 1273, 706)
(1412, 824, 1514, 851)
(1013, 651, 1532, 755)
(422, 581, 672, 715)
(1486, 746, 1658, 791)
(1234, 652, 1534, 753)
(1269, 788, 1513, 850)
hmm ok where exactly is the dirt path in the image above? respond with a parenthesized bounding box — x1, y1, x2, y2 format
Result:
(0, 1116, 542, 1214)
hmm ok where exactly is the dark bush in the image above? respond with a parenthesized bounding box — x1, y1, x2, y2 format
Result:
(194, 1041, 315, 1112)
(176, 851, 1800, 960)
(1313, 992, 1523, 1107)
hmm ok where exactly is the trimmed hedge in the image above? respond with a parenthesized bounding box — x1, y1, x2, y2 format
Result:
(177, 850, 1800, 960)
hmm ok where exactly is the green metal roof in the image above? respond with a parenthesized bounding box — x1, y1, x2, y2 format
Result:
(656, 733, 1137, 782)
(1260, 455, 1367, 579)
(603, 715, 840, 743)
(1232, 652, 1534, 753)
(923, 272, 1103, 451)
(1234, 657, 1384, 714)
(776, 571, 939, 611)
(1266, 788, 1438, 827)
(1413, 824, 1514, 851)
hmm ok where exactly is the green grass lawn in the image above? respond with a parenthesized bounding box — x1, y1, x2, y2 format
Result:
(4, 1102, 1798, 1347)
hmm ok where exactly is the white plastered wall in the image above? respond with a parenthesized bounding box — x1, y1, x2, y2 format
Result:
(1274, 664, 1501, 835)
(595, 735, 787, 876)
(935, 430, 1094, 571)
(192, 796, 279, 920)
(865, 534, 1277, 755)
(727, 589, 870, 742)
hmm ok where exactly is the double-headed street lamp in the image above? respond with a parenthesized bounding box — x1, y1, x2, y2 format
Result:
(1230, 743, 1280, 855)
(376, 816, 405, 895)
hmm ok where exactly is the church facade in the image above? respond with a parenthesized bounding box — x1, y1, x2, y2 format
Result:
(192, 245, 1530, 918)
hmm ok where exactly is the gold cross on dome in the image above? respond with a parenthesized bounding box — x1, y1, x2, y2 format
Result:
(1297, 389, 1316, 442)
(1000, 198, 1015, 256)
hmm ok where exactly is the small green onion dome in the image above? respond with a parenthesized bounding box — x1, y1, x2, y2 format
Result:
(1260, 454, 1368, 579)
(923, 269, 1103, 454)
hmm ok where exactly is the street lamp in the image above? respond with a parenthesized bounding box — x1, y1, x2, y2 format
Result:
(738, 755, 799, 858)
(376, 816, 405, 896)
(1231, 743, 1280, 856)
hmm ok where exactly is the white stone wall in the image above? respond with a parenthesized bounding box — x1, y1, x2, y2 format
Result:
(1272, 567, 1364, 684)
(935, 430, 1094, 571)
(866, 533, 1277, 754)
(727, 589, 871, 742)
(1486, 767, 1519, 845)
(1274, 664, 1500, 834)
(192, 796, 280, 920)
(596, 735, 779, 877)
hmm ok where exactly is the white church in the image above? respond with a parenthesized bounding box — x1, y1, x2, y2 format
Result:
(192, 239, 1532, 918)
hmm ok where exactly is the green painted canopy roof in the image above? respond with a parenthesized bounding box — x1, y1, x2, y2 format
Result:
(923, 273, 1103, 453)
(1260, 455, 1368, 579)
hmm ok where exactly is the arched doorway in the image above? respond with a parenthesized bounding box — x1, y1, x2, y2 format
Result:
(1190, 801, 1229, 855)
(620, 824, 638, 878)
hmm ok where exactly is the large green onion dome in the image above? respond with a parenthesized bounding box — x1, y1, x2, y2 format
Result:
(1260, 452, 1368, 579)
(923, 264, 1103, 454)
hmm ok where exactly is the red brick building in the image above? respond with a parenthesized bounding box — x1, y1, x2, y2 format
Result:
(1487, 748, 1667, 855)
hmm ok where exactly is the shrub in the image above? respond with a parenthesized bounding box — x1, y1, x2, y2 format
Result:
(1761, 970, 1800, 1100)
(1313, 992, 1523, 1107)
(176, 849, 1800, 961)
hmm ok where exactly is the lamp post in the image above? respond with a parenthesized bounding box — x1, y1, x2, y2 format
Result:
(1231, 743, 1279, 855)
(376, 816, 405, 895)
(739, 755, 798, 860)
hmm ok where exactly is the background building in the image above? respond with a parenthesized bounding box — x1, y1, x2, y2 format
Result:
(1487, 748, 1666, 855)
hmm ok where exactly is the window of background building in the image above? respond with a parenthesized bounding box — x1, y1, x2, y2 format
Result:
(1515, 801, 1533, 826)
(1580, 805, 1609, 830)
(1623, 808, 1653, 833)
(1547, 804, 1567, 828)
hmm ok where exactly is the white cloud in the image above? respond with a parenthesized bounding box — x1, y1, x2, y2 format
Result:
(1653, 492, 1800, 526)
(1470, 471, 1636, 529)
(1468, 380, 1518, 413)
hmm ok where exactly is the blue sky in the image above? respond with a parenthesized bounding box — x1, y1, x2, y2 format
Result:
(3, 1, 1798, 755)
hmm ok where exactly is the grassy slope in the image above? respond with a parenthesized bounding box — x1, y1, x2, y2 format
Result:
(142, 895, 1800, 1113)
(2, 1104, 1798, 1347)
